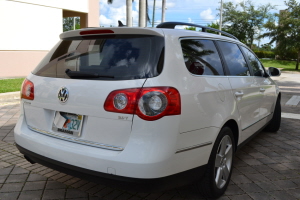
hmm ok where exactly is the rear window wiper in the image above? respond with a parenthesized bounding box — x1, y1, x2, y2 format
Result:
(65, 69, 114, 79)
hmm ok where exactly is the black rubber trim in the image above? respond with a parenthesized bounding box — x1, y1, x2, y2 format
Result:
(156, 22, 239, 40)
(16, 144, 207, 192)
(237, 117, 271, 151)
(241, 113, 272, 131)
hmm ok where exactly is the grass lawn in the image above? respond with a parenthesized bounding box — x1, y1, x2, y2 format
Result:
(260, 59, 299, 72)
(0, 78, 24, 93)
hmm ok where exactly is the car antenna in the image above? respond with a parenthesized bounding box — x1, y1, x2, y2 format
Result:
(118, 20, 126, 27)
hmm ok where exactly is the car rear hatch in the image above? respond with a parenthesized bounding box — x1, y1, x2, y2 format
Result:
(23, 28, 165, 151)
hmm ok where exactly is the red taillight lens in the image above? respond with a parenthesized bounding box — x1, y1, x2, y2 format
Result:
(21, 79, 34, 100)
(104, 88, 141, 114)
(136, 87, 181, 120)
(104, 87, 181, 121)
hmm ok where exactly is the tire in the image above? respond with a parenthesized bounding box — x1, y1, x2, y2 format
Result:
(264, 97, 281, 132)
(196, 126, 235, 198)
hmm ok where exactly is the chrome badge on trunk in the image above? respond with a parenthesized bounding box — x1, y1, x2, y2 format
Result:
(58, 87, 69, 103)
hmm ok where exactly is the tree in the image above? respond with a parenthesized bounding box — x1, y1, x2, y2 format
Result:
(260, 43, 273, 51)
(206, 22, 230, 34)
(63, 17, 80, 32)
(219, 0, 275, 47)
(207, 22, 219, 30)
(184, 26, 196, 31)
(261, 0, 300, 70)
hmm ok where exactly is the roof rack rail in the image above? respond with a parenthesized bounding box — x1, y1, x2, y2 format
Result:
(156, 22, 238, 41)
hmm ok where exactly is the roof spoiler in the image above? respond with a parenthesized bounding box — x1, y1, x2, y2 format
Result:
(156, 22, 238, 40)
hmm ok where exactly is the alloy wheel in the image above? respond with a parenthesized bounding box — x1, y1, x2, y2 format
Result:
(214, 135, 233, 189)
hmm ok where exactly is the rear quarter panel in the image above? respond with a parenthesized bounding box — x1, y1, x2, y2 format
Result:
(141, 30, 241, 168)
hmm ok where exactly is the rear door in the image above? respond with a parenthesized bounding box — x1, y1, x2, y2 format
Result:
(240, 46, 276, 120)
(217, 41, 262, 142)
(24, 34, 164, 150)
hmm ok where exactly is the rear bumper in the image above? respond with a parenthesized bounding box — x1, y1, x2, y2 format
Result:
(16, 143, 207, 191)
(15, 110, 212, 177)
(15, 104, 211, 191)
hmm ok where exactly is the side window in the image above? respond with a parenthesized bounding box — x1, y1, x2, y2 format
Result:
(241, 46, 265, 77)
(181, 39, 224, 75)
(217, 41, 250, 76)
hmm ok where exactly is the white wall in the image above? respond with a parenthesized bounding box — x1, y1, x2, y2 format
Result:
(8, 0, 88, 13)
(0, 0, 62, 51)
(0, 0, 97, 77)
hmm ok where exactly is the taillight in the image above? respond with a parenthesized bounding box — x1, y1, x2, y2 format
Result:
(21, 79, 34, 100)
(104, 87, 181, 121)
(104, 88, 140, 114)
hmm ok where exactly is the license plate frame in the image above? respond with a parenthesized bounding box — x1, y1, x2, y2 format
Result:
(52, 111, 84, 137)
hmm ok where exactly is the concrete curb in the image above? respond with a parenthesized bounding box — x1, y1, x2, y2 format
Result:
(0, 91, 20, 102)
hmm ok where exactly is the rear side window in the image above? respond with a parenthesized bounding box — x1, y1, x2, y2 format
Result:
(217, 41, 250, 76)
(181, 39, 224, 75)
(33, 35, 165, 80)
(241, 46, 265, 77)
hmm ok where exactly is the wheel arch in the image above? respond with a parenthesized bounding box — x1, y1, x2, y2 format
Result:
(222, 119, 239, 151)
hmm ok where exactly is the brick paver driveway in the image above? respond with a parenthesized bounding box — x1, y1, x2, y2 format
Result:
(0, 73, 299, 200)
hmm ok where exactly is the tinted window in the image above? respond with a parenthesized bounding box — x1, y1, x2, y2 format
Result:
(241, 46, 265, 77)
(33, 35, 164, 80)
(181, 39, 224, 75)
(217, 41, 250, 76)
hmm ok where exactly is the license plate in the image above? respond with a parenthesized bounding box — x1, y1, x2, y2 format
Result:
(52, 112, 84, 136)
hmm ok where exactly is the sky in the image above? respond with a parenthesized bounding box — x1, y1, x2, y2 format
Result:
(99, 0, 291, 45)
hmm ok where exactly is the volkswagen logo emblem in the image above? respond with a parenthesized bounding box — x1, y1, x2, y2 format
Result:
(58, 87, 69, 103)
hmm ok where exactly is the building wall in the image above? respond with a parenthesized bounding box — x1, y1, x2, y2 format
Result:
(8, 0, 89, 13)
(0, 0, 99, 77)
(0, 0, 62, 51)
(1, 51, 49, 77)
(88, 0, 100, 27)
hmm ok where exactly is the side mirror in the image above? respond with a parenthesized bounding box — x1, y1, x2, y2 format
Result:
(268, 67, 281, 76)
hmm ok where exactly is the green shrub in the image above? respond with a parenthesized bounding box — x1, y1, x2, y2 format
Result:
(274, 49, 298, 60)
(253, 51, 275, 59)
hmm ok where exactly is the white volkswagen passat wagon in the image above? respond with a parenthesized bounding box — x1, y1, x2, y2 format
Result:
(15, 22, 281, 198)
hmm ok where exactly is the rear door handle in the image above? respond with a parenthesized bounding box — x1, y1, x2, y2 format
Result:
(235, 91, 244, 97)
(260, 88, 266, 92)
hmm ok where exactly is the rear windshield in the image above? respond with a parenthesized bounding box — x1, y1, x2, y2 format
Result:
(32, 35, 165, 80)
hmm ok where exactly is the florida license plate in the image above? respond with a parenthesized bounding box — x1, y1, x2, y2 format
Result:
(52, 112, 84, 136)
